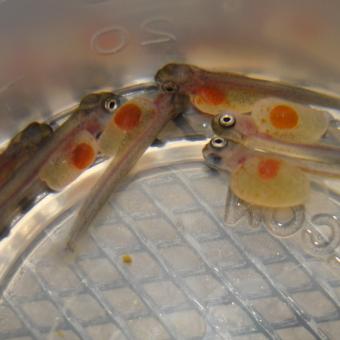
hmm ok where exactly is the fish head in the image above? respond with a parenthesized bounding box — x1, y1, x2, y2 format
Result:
(8, 122, 53, 151)
(212, 111, 258, 142)
(155, 63, 194, 94)
(24, 123, 53, 147)
(202, 136, 234, 170)
(79, 91, 123, 133)
(203, 136, 250, 172)
(211, 112, 244, 143)
(80, 92, 121, 113)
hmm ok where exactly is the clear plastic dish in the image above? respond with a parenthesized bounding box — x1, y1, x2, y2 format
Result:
(1, 140, 340, 339)
(2, 0, 340, 339)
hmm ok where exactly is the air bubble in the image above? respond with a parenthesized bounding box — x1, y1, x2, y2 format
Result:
(264, 206, 305, 238)
(301, 214, 340, 257)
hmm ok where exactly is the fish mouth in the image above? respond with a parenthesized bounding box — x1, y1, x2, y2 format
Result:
(202, 144, 223, 169)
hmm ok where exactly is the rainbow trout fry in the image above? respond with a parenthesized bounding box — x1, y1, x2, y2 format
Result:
(155, 63, 340, 111)
(66, 91, 188, 250)
(0, 92, 120, 222)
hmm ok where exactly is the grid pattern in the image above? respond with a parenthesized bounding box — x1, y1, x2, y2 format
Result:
(1, 162, 340, 339)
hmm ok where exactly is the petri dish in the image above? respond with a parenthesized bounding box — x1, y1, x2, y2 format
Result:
(1, 1, 340, 339)
(1, 138, 340, 339)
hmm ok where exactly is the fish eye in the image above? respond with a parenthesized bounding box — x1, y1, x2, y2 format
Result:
(104, 96, 118, 112)
(210, 136, 227, 149)
(219, 113, 236, 128)
(161, 80, 179, 93)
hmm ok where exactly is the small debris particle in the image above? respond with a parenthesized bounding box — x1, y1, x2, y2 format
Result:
(122, 254, 133, 264)
(56, 330, 65, 338)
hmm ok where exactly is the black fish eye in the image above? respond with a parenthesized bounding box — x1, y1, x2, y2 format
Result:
(161, 80, 179, 93)
(210, 136, 227, 149)
(219, 113, 236, 128)
(104, 96, 118, 112)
